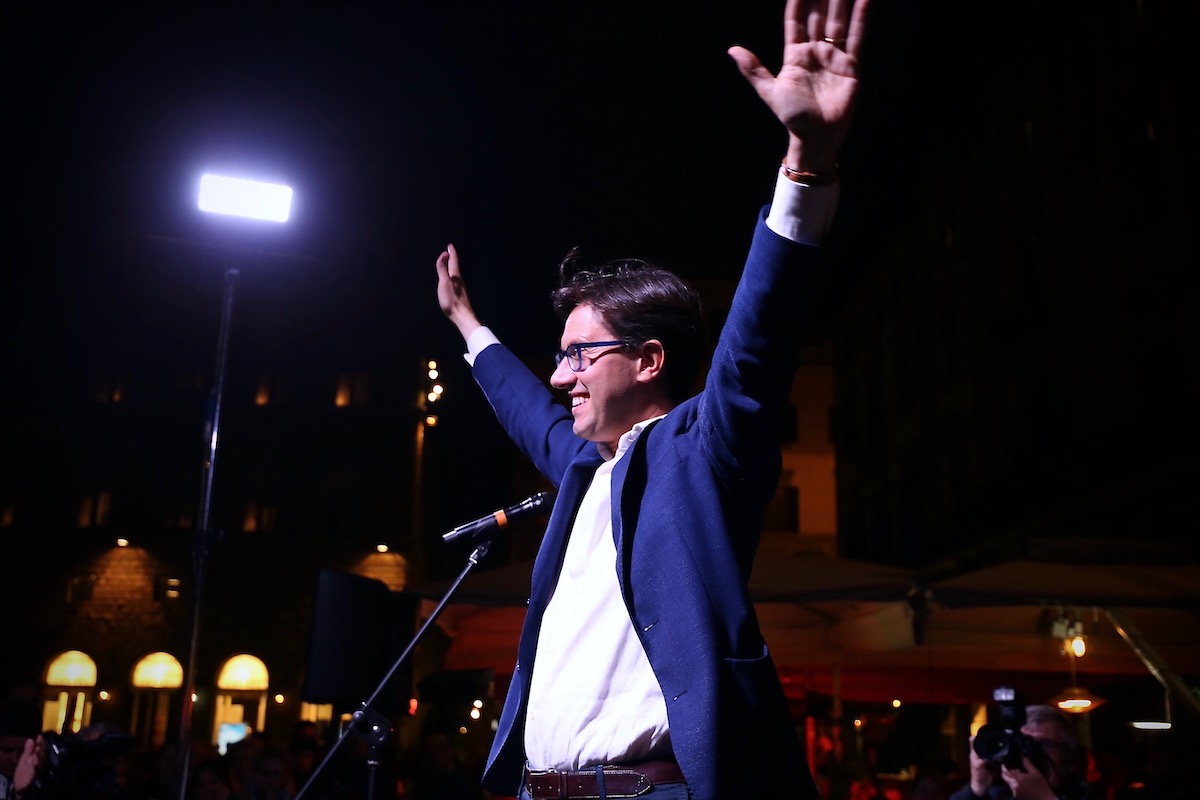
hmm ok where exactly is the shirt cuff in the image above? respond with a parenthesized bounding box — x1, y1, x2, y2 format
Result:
(765, 168, 839, 245)
(464, 325, 500, 366)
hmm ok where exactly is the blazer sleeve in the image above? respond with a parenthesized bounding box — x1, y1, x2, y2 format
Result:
(471, 342, 589, 487)
(693, 205, 822, 493)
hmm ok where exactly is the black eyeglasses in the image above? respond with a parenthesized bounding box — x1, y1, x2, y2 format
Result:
(553, 340, 630, 372)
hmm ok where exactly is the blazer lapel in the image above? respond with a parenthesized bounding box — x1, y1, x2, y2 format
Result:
(610, 418, 661, 582)
(527, 451, 605, 613)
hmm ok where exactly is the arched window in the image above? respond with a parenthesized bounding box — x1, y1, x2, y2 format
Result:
(44, 650, 97, 734)
(132, 652, 184, 689)
(212, 654, 269, 752)
(130, 652, 183, 750)
(217, 654, 269, 690)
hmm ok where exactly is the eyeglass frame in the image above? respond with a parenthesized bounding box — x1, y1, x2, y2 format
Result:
(553, 340, 633, 372)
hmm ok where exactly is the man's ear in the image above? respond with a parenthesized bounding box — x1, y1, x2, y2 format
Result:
(635, 339, 666, 384)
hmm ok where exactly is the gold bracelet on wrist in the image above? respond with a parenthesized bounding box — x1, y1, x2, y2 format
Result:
(780, 160, 838, 186)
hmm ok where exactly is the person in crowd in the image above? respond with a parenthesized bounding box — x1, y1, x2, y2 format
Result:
(432, 0, 872, 796)
(57, 720, 139, 800)
(190, 758, 235, 800)
(410, 732, 478, 800)
(285, 740, 317, 798)
(138, 742, 182, 800)
(244, 745, 294, 800)
(911, 771, 947, 800)
(950, 704, 1102, 800)
(0, 700, 45, 800)
(1116, 730, 1186, 800)
(224, 737, 264, 800)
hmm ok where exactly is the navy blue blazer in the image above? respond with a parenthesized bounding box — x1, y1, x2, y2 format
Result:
(473, 207, 822, 800)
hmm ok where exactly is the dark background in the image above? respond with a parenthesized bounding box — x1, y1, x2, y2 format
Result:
(2, 1, 1196, 788)
(4, 0, 1194, 578)
(4, 0, 1194, 569)
(3, 0, 934, 371)
(2, 0, 944, 550)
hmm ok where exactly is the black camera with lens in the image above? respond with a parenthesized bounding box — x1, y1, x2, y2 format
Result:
(972, 686, 1050, 776)
(38, 728, 135, 800)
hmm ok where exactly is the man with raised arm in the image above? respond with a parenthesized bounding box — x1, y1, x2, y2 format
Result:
(434, 1, 872, 797)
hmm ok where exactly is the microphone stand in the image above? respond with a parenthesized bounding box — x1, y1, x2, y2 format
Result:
(295, 537, 496, 800)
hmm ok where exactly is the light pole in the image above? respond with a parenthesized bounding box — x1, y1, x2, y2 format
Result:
(176, 173, 293, 800)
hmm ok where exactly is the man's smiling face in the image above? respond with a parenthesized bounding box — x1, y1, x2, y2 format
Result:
(550, 304, 645, 455)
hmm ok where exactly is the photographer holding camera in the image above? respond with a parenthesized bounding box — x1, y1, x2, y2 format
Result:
(951, 698, 1101, 800)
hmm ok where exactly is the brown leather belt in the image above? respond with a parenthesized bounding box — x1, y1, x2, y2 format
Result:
(523, 760, 685, 799)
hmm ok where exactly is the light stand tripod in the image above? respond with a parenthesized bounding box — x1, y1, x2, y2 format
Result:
(176, 262, 238, 800)
(167, 173, 295, 800)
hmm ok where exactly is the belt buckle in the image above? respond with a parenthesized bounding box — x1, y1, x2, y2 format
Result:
(525, 767, 567, 799)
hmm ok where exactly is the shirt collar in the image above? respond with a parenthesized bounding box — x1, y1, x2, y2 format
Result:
(612, 414, 667, 460)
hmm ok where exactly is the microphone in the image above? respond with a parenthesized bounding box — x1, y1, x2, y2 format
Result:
(441, 491, 556, 545)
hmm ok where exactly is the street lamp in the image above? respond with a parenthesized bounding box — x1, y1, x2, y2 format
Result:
(176, 173, 293, 800)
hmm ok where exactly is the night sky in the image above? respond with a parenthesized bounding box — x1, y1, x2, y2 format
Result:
(4, 0, 941, 373)
(8, 2, 1189, 508)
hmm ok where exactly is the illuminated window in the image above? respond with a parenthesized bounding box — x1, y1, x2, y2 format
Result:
(131, 653, 182, 749)
(242, 500, 278, 533)
(218, 654, 269, 691)
(334, 372, 370, 407)
(132, 652, 184, 689)
(255, 378, 271, 406)
(47, 650, 98, 686)
(213, 654, 270, 749)
(154, 576, 183, 601)
(1, 498, 14, 527)
(334, 376, 351, 407)
(44, 653, 97, 735)
(78, 491, 112, 528)
(254, 374, 289, 406)
(42, 652, 97, 734)
(96, 377, 126, 403)
(300, 702, 333, 727)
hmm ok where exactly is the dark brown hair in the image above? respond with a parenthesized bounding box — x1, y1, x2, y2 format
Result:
(552, 247, 705, 403)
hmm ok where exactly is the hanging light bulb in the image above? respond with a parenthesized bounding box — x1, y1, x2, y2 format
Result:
(1051, 635, 1105, 714)
(1055, 616, 1088, 658)
(1067, 619, 1087, 657)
